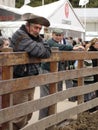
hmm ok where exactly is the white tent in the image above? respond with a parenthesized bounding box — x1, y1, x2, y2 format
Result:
(20, 0, 85, 33)
(0, 21, 26, 38)
(0, 0, 85, 38)
(0, 4, 24, 37)
(0, 4, 22, 21)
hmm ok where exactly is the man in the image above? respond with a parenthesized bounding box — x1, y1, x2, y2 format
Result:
(10, 13, 51, 129)
(88, 38, 98, 98)
(0, 37, 10, 49)
(47, 29, 84, 50)
(40, 28, 85, 119)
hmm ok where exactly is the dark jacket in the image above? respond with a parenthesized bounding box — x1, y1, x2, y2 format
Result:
(89, 46, 98, 82)
(11, 25, 51, 77)
(42, 38, 73, 71)
(47, 38, 73, 51)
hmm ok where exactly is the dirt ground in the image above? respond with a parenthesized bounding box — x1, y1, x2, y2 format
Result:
(55, 110, 98, 130)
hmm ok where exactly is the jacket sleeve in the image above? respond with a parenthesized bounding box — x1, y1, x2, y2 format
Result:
(47, 39, 73, 51)
(11, 30, 51, 58)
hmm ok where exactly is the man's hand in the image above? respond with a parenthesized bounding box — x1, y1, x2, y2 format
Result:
(73, 45, 85, 51)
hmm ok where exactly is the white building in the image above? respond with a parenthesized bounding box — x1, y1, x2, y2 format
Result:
(74, 8, 98, 41)
(0, 0, 15, 7)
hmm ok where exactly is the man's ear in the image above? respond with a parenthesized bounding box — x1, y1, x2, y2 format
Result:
(25, 22, 31, 33)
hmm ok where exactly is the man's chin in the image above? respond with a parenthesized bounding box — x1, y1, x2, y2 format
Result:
(30, 33, 38, 37)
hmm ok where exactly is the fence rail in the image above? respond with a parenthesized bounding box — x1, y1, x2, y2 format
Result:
(0, 48, 98, 130)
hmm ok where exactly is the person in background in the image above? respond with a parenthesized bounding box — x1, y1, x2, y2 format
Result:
(77, 37, 83, 45)
(0, 30, 2, 36)
(10, 14, 51, 130)
(40, 28, 85, 119)
(73, 40, 77, 46)
(88, 38, 98, 96)
(0, 37, 10, 50)
(83, 38, 98, 112)
(67, 36, 74, 46)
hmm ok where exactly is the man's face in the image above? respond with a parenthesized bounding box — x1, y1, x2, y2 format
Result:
(3, 40, 10, 48)
(52, 33, 63, 43)
(27, 23, 42, 37)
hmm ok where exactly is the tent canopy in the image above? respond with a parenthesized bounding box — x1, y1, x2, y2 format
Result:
(0, 0, 85, 38)
(20, 0, 85, 32)
(0, 4, 22, 21)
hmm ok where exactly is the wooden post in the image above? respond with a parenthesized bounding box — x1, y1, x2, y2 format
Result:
(77, 60, 84, 119)
(95, 59, 98, 98)
(1, 47, 13, 130)
(49, 47, 59, 114)
(47, 48, 58, 130)
(49, 61, 58, 115)
(77, 60, 84, 104)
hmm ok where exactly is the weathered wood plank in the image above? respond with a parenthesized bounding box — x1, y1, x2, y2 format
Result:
(21, 98, 98, 130)
(0, 50, 98, 130)
(0, 82, 98, 124)
(0, 51, 98, 66)
(0, 67, 98, 95)
(49, 61, 58, 115)
(77, 60, 84, 104)
(0, 67, 97, 95)
(1, 47, 13, 130)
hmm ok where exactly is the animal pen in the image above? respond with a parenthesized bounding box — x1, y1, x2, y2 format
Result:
(0, 47, 98, 130)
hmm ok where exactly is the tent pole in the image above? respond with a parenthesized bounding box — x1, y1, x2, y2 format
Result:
(42, 0, 44, 5)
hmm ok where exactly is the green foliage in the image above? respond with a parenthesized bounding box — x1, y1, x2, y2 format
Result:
(70, 0, 98, 8)
(15, 0, 58, 8)
(88, 0, 98, 8)
(15, 0, 24, 8)
(15, 0, 98, 8)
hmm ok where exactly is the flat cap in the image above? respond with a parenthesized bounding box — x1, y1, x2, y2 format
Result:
(22, 13, 50, 27)
(52, 28, 64, 34)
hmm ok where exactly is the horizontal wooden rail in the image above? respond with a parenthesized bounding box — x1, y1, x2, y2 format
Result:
(0, 82, 98, 124)
(0, 67, 98, 96)
(21, 98, 98, 130)
(0, 51, 98, 66)
(0, 49, 98, 130)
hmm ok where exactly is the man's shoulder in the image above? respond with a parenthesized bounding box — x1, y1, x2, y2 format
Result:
(12, 29, 28, 42)
(47, 38, 56, 45)
(47, 39, 60, 47)
(14, 29, 27, 36)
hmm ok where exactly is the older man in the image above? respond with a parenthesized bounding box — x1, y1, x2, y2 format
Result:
(40, 28, 85, 119)
(10, 14, 51, 129)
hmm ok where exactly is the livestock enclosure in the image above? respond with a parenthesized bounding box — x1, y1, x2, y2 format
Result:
(0, 47, 98, 130)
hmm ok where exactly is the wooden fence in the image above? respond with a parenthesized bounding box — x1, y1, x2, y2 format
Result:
(0, 48, 98, 130)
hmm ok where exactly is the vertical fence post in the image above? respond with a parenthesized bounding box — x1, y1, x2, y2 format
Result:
(47, 48, 58, 130)
(95, 59, 98, 100)
(49, 61, 58, 114)
(77, 60, 84, 104)
(77, 60, 84, 119)
(49, 48, 59, 114)
(1, 47, 13, 130)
